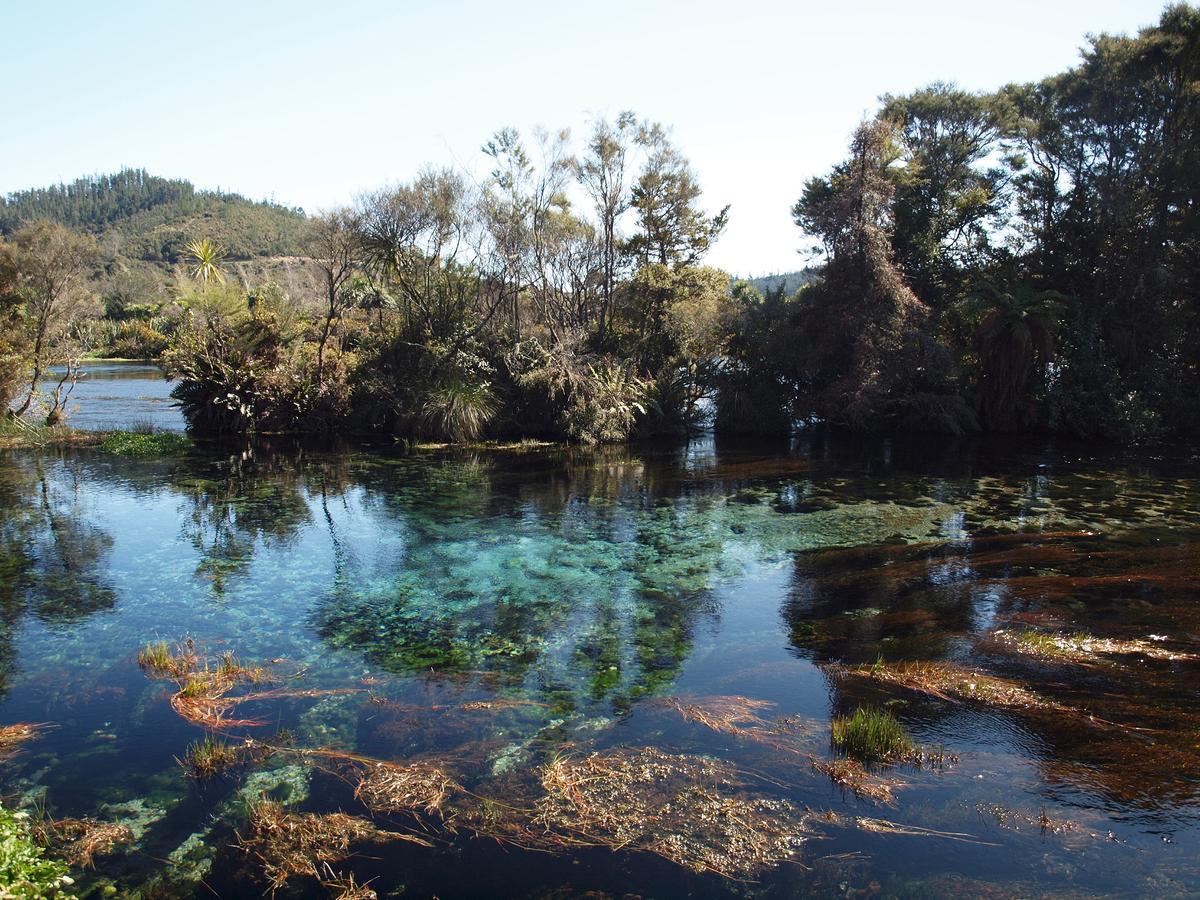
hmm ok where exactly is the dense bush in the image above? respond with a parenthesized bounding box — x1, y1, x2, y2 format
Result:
(0, 803, 74, 898)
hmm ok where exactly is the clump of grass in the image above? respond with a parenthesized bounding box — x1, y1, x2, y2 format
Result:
(98, 430, 191, 457)
(0, 417, 101, 450)
(831, 707, 913, 765)
(137, 640, 197, 679)
(179, 736, 242, 779)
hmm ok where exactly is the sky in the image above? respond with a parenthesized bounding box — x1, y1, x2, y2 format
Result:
(0, 0, 1173, 275)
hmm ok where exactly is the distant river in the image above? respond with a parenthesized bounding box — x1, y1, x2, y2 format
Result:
(51, 359, 184, 432)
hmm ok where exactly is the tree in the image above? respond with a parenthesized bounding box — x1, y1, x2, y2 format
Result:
(577, 111, 638, 340)
(880, 83, 1006, 317)
(627, 124, 729, 268)
(305, 208, 364, 384)
(1, 220, 100, 422)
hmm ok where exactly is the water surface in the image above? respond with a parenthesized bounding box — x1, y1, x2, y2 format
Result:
(1, 436, 1198, 897)
(49, 360, 183, 432)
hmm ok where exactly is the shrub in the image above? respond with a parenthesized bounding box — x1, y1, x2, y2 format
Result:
(508, 338, 646, 444)
(0, 803, 75, 898)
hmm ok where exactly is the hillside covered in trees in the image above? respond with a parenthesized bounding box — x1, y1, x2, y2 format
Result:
(2, 5, 1197, 443)
(0, 169, 309, 262)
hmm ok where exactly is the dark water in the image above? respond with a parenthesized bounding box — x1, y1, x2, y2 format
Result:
(49, 360, 184, 432)
(1, 435, 1199, 897)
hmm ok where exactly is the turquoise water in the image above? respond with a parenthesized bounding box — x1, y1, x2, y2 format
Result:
(1, 436, 1199, 897)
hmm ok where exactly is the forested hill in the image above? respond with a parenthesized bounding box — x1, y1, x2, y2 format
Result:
(739, 270, 817, 296)
(0, 169, 309, 262)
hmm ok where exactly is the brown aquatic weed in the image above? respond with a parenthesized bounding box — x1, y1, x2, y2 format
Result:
(239, 799, 430, 894)
(813, 757, 902, 804)
(0, 723, 47, 762)
(843, 659, 1067, 713)
(32, 816, 134, 868)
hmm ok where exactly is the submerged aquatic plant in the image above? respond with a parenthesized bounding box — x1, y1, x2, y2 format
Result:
(831, 707, 913, 765)
(31, 816, 134, 869)
(238, 799, 426, 894)
(0, 724, 46, 763)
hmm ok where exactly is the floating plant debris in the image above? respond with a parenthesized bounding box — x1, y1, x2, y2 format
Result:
(353, 761, 458, 817)
(854, 817, 998, 846)
(978, 802, 1079, 837)
(814, 757, 902, 804)
(841, 660, 1066, 712)
(536, 747, 812, 878)
(991, 629, 1198, 664)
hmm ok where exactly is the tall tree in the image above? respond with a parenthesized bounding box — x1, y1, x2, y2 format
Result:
(577, 111, 638, 340)
(627, 124, 729, 268)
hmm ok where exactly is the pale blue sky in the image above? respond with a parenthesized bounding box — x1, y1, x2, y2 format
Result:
(0, 0, 1171, 274)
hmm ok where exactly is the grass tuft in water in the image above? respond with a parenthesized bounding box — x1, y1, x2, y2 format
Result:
(831, 706, 913, 765)
(179, 736, 242, 779)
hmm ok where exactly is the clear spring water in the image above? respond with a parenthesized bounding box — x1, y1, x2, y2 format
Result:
(1, 432, 1199, 897)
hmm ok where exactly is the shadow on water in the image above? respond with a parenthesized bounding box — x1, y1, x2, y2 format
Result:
(0, 433, 1197, 896)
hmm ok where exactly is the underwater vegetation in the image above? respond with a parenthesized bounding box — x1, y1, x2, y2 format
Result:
(0, 439, 1199, 896)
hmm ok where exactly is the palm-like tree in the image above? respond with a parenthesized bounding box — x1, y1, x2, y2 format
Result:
(973, 281, 1065, 430)
(185, 238, 227, 285)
